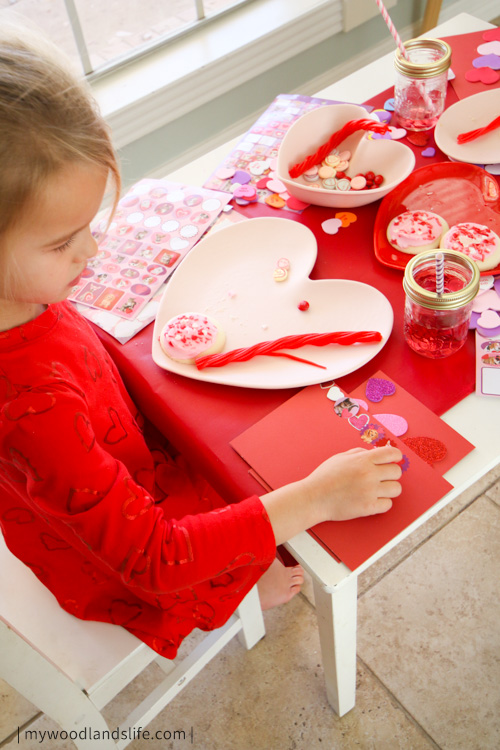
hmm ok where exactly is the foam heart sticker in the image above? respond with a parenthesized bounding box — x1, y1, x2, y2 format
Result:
(267, 178, 287, 194)
(152, 217, 393, 388)
(321, 218, 343, 235)
(477, 41, 500, 56)
(422, 147, 436, 158)
(232, 170, 252, 185)
(335, 211, 357, 227)
(384, 98, 395, 111)
(465, 67, 500, 84)
(373, 413, 408, 437)
(403, 436, 447, 465)
(287, 196, 310, 211)
(483, 28, 500, 42)
(477, 309, 500, 336)
(472, 289, 500, 313)
(373, 108, 392, 124)
(366, 377, 396, 402)
(473, 54, 500, 70)
(485, 164, 500, 175)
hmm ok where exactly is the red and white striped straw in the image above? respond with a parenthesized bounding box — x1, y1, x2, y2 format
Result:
(374, 0, 409, 60)
(373, 0, 434, 112)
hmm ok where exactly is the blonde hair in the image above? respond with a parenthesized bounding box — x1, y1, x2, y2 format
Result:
(0, 22, 121, 239)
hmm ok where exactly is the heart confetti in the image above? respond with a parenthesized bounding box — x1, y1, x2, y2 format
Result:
(232, 170, 252, 185)
(476, 309, 500, 336)
(422, 147, 436, 158)
(286, 196, 311, 211)
(407, 131, 430, 147)
(321, 218, 343, 235)
(483, 28, 500, 42)
(477, 41, 500, 55)
(473, 54, 500, 70)
(335, 211, 357, 227)
(384, 98, 395, 111)
(403, 436, 447, 465)
(366, 377, 396, 402)
(465, 67, 500, 84)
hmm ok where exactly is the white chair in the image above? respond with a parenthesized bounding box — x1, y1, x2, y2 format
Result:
(0, 533, 265, 749)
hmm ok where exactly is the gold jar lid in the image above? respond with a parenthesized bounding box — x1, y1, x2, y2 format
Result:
(403, 249, 480, 310)
(395, 38, 452, 79)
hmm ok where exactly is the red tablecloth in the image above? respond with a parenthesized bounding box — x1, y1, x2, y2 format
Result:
(95, 85, 491, 504)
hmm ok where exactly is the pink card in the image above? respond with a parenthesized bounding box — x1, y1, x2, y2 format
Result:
(231, 372, 474, 570)
(68, 179, 231, 320)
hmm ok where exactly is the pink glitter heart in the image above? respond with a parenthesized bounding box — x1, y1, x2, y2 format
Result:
(366, 377, 396, 402)
(373, 413, 408, 437)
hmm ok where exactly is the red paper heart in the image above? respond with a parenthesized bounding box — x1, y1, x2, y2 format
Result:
(403, 436, 447, 465)
(464, 67, 500, 84)
(483, 28, 500, 42)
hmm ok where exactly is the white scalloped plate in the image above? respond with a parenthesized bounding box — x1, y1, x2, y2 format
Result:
(152, 217, 393, 388)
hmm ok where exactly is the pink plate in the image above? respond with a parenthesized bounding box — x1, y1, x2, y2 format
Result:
(374, 162, 500, 276)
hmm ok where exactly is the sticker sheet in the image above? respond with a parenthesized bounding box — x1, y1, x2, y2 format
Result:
(203, 94, 369, 212)
(476, 332, 500, 396)
(231, 371, 475, 570)
(69, 178, 231, 323)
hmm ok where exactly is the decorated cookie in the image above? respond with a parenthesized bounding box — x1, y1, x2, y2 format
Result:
(387, 210, 449, 254)
(440, 222, 500, 272)
(159, 312, 225, 364)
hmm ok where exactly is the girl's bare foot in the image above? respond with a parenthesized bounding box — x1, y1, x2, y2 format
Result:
(257, 557, 304, 610)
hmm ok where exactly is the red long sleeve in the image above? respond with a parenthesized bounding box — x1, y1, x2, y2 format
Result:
(0, 303, 276, 657)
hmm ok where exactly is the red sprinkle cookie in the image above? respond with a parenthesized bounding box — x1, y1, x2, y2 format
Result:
(160, 312, 225, 364)
(387, 210, 449, 254)
(440, 223, 500, 272)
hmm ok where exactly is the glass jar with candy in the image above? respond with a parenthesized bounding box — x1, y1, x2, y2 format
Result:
(394, 38, 451, 131)
(403, 249, 480, 358)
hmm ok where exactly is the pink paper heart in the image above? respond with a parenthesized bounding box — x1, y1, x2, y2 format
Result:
(477, 309, 500, 335)
(373, 413, 409, 437)
(477, 41, 500, 56)
(348, 414, 370, 430)
(286, 196, 310, 211)
(465, 67, 500, 84)
(321, 218, 342, 235)
(366, 377, 396, 402)
(267, 178, 287, 194)
(483, 28, 500, 42)
(472, 289, 500, 313)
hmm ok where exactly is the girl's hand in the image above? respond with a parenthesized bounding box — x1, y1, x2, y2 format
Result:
(302, 445, 403, 522)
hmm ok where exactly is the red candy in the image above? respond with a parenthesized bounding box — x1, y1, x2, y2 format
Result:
(195, 331, 383, 370)
(298, 300, 310, 311)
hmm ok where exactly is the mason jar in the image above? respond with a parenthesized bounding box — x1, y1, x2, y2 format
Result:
(403, 249, 480, 358)
(394, 38, 452, 131)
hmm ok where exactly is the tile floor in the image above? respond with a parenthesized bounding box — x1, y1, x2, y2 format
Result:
(1, 465, 499, 750)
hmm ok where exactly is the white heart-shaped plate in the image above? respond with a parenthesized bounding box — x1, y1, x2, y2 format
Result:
(152, 218, 393, 388)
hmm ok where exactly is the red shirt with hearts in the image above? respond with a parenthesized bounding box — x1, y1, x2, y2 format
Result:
(0, 302, 275, 657)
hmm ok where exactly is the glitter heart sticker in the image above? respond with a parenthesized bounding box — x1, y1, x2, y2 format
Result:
(403, 436, 447, 465)
(366, 377, 396, 402)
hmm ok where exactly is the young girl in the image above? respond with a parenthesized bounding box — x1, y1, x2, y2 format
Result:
(0, 25, 402, 659)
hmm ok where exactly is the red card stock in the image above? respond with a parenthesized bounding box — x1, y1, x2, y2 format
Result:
(231, 372, 474, 570)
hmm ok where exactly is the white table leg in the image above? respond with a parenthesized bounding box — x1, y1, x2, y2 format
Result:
(312, 573, 358, 716)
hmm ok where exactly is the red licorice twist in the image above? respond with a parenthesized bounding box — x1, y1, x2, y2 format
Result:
(457, 115, 500, 144)
(288, 119, 391, 178)
(195, 331, 383, 370)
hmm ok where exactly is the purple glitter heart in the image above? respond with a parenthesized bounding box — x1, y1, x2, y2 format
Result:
(472, 54, 500, 70)
(232, 170, 252, 184)
(366, 377, 396, 402)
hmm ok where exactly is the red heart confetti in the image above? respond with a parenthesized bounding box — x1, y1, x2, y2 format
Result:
(403, 436, 447, 464)
(483, 28, 500, 42)
(465, 67, 500, 84)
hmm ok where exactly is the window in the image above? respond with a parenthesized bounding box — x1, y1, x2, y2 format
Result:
(0, 0, 255, 76)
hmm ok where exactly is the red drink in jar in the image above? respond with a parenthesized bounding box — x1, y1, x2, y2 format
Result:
(403, 251, 480, 359)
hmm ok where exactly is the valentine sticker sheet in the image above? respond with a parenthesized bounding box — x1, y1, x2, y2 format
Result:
(231, 371, 474, 570)
(69, 178, 231, 334)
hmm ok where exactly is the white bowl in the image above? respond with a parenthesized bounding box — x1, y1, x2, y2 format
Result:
(276, 103, 416, 208)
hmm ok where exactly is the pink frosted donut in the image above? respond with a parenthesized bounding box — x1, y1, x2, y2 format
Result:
(160, 312, 225, 364)
(387, 210, 449, 254)
(440, 222, 500, 272)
